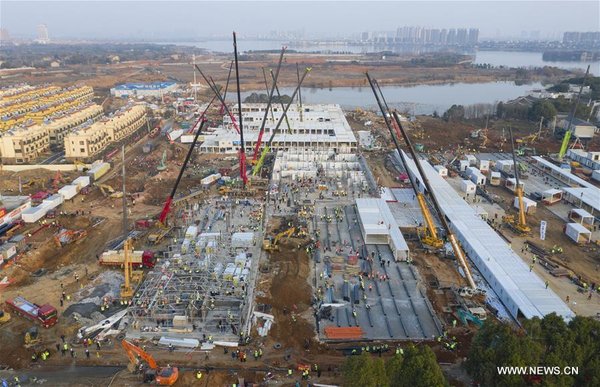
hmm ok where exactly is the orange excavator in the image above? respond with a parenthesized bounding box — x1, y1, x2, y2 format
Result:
(121, 339, 179, 385)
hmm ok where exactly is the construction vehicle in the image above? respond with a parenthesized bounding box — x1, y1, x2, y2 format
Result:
(219, 186, 232, 195)
(21, 178, 46, 189)
(156, 150, 167, 171)
(99, 250, 156, 269)
(367, 74, 443, 250)
(24, 326, 41, 346)
(263, 227, 295, 252)
(5, 296, 58, 328)
(121, 339, 179, 385)
(368, 73, 477, 290)
(53, 228, 87, 248)
(0, 303, 10, 324)
(120, 238, 134, 299)
(558, 65, 590, 160)
(97, 183, 115, 197)
(253, 67, 312, 176)
(503, 128, 531, 235)
(148, 226, 173, 245)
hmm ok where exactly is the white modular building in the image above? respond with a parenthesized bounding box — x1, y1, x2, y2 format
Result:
(356, 198, 409, 261)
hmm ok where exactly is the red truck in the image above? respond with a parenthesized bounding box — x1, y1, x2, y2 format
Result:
(5, 296, 58, 328)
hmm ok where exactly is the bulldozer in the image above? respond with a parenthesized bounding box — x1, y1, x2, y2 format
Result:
(24, 326, 40, 347)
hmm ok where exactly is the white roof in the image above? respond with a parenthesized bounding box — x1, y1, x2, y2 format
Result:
(570, 208, 594, 218)
(566, 222, 591, 234)
(356, 198, 408, 252)
(543, 188, 563, 195)
(533, 156, 595, 189)
(563, 187, 600, 213)
(401, 150, 574, 321)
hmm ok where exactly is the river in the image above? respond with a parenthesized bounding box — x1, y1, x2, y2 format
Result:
(159, 40, 599, 74)
(234, 82, 543, 115)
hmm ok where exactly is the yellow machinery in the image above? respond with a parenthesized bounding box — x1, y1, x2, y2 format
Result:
(0, 308, 10, 325)
(503, 128, 531, 234)
(263, 227, 295, 252)
(24, 326, 40, 346)
(219, 186, 231, 195)
(120, 239, 134, 299)
(367, 73, 477, 290)
(97, 183, 123, 198)
(121, 340, 179, 385)
(558, 65, 590, 160)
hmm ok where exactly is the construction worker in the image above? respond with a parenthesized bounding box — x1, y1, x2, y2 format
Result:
(85, 349, 90, 358)
(529, 264, 534, 272)
(70, 348, 75, 358)
(196, 371, 202, 379)
(452, 319, 457, 328)
(545, 280, 549, 289)
(288, 369, 293, 377)
(31, 353, 37, 362)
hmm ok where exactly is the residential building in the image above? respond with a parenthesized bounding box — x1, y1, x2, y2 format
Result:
(64, 104, 146, 160)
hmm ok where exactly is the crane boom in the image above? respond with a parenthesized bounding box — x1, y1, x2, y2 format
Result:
(252, 48, 286, 162)
(219, 61, 234, 115)
(122, 339, 158, 369)
(158, 119, 207, 224)
(194, 64, 240, 133)
(366, 73, 443, 249)
(252, 67, 311, 176)
(233, 32, 248, 187)
(270, 69, 292, 133)
(509, 128, 530, 233)
(558, 65, 590, 159)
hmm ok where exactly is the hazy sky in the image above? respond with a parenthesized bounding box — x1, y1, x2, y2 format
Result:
(2, 1, 599, 40)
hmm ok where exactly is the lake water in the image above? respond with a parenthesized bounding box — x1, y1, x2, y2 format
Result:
(236, 82, 543, 115)
(162, 40, 598, 74)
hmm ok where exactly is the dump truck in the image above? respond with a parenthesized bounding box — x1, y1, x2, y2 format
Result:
(5, 296, 58, 328)
(99, 250, 156, 269)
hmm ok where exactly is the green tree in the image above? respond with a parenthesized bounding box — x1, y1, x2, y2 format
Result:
(343, 352, 389, 387)
(442, 104, 465, 122)
(387, 345, 448, 387)
(529, 99, 557, 122)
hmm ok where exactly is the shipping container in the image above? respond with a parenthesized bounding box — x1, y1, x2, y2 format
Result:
(58, 185, 78, 201)
(41, 194, 64, 210)
(433, 165, 448, 177)
(21, 206, 49, 223)
(87, 162, 111, 181)
(460, 180, 476, 194)
(0, 243, 17, 261)
(72, 176, 91, 189)
(201, 173, 222, 187)
(490, 171, 502, 186)
(513, 197, 537, 214)
(565, 222, 591, 244)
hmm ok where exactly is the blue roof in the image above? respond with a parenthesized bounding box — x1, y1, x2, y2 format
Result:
(114, 82, 176, 91)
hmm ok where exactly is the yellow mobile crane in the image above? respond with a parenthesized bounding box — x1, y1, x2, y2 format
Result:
(120, 238, 134, 299)
(366, 75, 443, 249)
(367, 73, 477, 290)
(503, 128, 531, 234)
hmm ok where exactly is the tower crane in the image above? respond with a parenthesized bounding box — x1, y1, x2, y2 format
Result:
(367, 73, 477, 290)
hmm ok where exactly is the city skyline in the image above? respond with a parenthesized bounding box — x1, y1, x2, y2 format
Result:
(1, 1, 598, 41)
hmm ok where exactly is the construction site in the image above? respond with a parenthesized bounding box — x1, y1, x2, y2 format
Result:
(1, 36, 600, 386)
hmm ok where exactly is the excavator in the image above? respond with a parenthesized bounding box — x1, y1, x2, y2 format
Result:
(121, 339, 179, 385)
(263, 227, 295, 252)
(502, 128, 531, 235)
(97, 183, 123, 199)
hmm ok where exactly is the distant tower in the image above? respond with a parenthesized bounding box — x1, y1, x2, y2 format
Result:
(36, 24, 49, 44)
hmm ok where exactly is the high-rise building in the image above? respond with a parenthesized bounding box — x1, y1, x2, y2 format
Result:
(468, 29, 479, 45)
(36, 24, 49, 44)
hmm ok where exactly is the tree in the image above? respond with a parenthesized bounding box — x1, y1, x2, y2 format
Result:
(343, 346, 448, 387)
(442, 104, 465, 122)
(529, 99, 557, 122)
(343, 352, 389, 387)
(387, 345, 448, 387)
(466, 314, 600, 387)
(496, 101, 505, 119)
